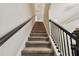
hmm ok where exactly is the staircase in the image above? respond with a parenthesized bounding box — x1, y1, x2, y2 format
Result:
(21, 22, 54, 56)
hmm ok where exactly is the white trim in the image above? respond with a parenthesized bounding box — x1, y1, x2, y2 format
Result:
(49, 35, 60, 56)
(43, 22, 60, 56)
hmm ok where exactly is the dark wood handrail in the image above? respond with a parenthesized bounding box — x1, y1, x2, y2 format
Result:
(0, 16, 35, 46)
(49, 19, 76, 40)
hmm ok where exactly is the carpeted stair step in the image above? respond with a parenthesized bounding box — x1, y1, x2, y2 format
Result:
(31, 30, 46, 33)
(30, 33, 48, 36)
(28, 36, 49, 41)
(26, 41, 51, 47)
(21, 47, 53, 56)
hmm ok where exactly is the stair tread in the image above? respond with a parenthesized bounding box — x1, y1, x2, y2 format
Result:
(31, 31, 46, 33)
(22, 47, 53, 53)
(30, 33, 47, 35)
(26, 41, 50, 44)
(29, 36, 49, 38)
(30, 33, 47, 34)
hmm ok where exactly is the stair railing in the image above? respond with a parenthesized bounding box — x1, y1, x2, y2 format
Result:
(0, 16, 35, 46)
(49, 19, 77, 56)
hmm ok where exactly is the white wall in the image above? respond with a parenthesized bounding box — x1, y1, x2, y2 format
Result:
(0, 3, 33, 56)
(35, 3, 44, 21)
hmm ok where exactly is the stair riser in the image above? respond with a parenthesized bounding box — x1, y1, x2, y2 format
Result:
(31, 31, 46, 33)
(28, 38, 49, 41)
(32, 28, 46, 29)
(25, 43, 51, 47)
(22, 53, 53, 56)
(32, 30, 46, 33)
(30, 34, 48, 36)
(28, 39, 48, 41)
(31, 30, 46, 31)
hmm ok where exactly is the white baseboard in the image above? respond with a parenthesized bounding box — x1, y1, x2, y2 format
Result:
(49, 35, 60, 56)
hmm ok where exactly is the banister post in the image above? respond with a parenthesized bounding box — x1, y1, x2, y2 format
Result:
(72, 28, 79, 56)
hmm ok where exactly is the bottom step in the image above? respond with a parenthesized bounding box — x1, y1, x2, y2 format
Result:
(22, 53, 53, 56)
(21, 47, 53, 56)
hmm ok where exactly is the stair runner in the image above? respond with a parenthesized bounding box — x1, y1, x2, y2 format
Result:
(21, 22, 54, 56)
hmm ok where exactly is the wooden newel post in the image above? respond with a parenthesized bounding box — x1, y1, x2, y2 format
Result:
(72, 28, 79, 56)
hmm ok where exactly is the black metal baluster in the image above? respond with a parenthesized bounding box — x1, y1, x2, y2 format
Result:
(70, 37, 75, 56)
